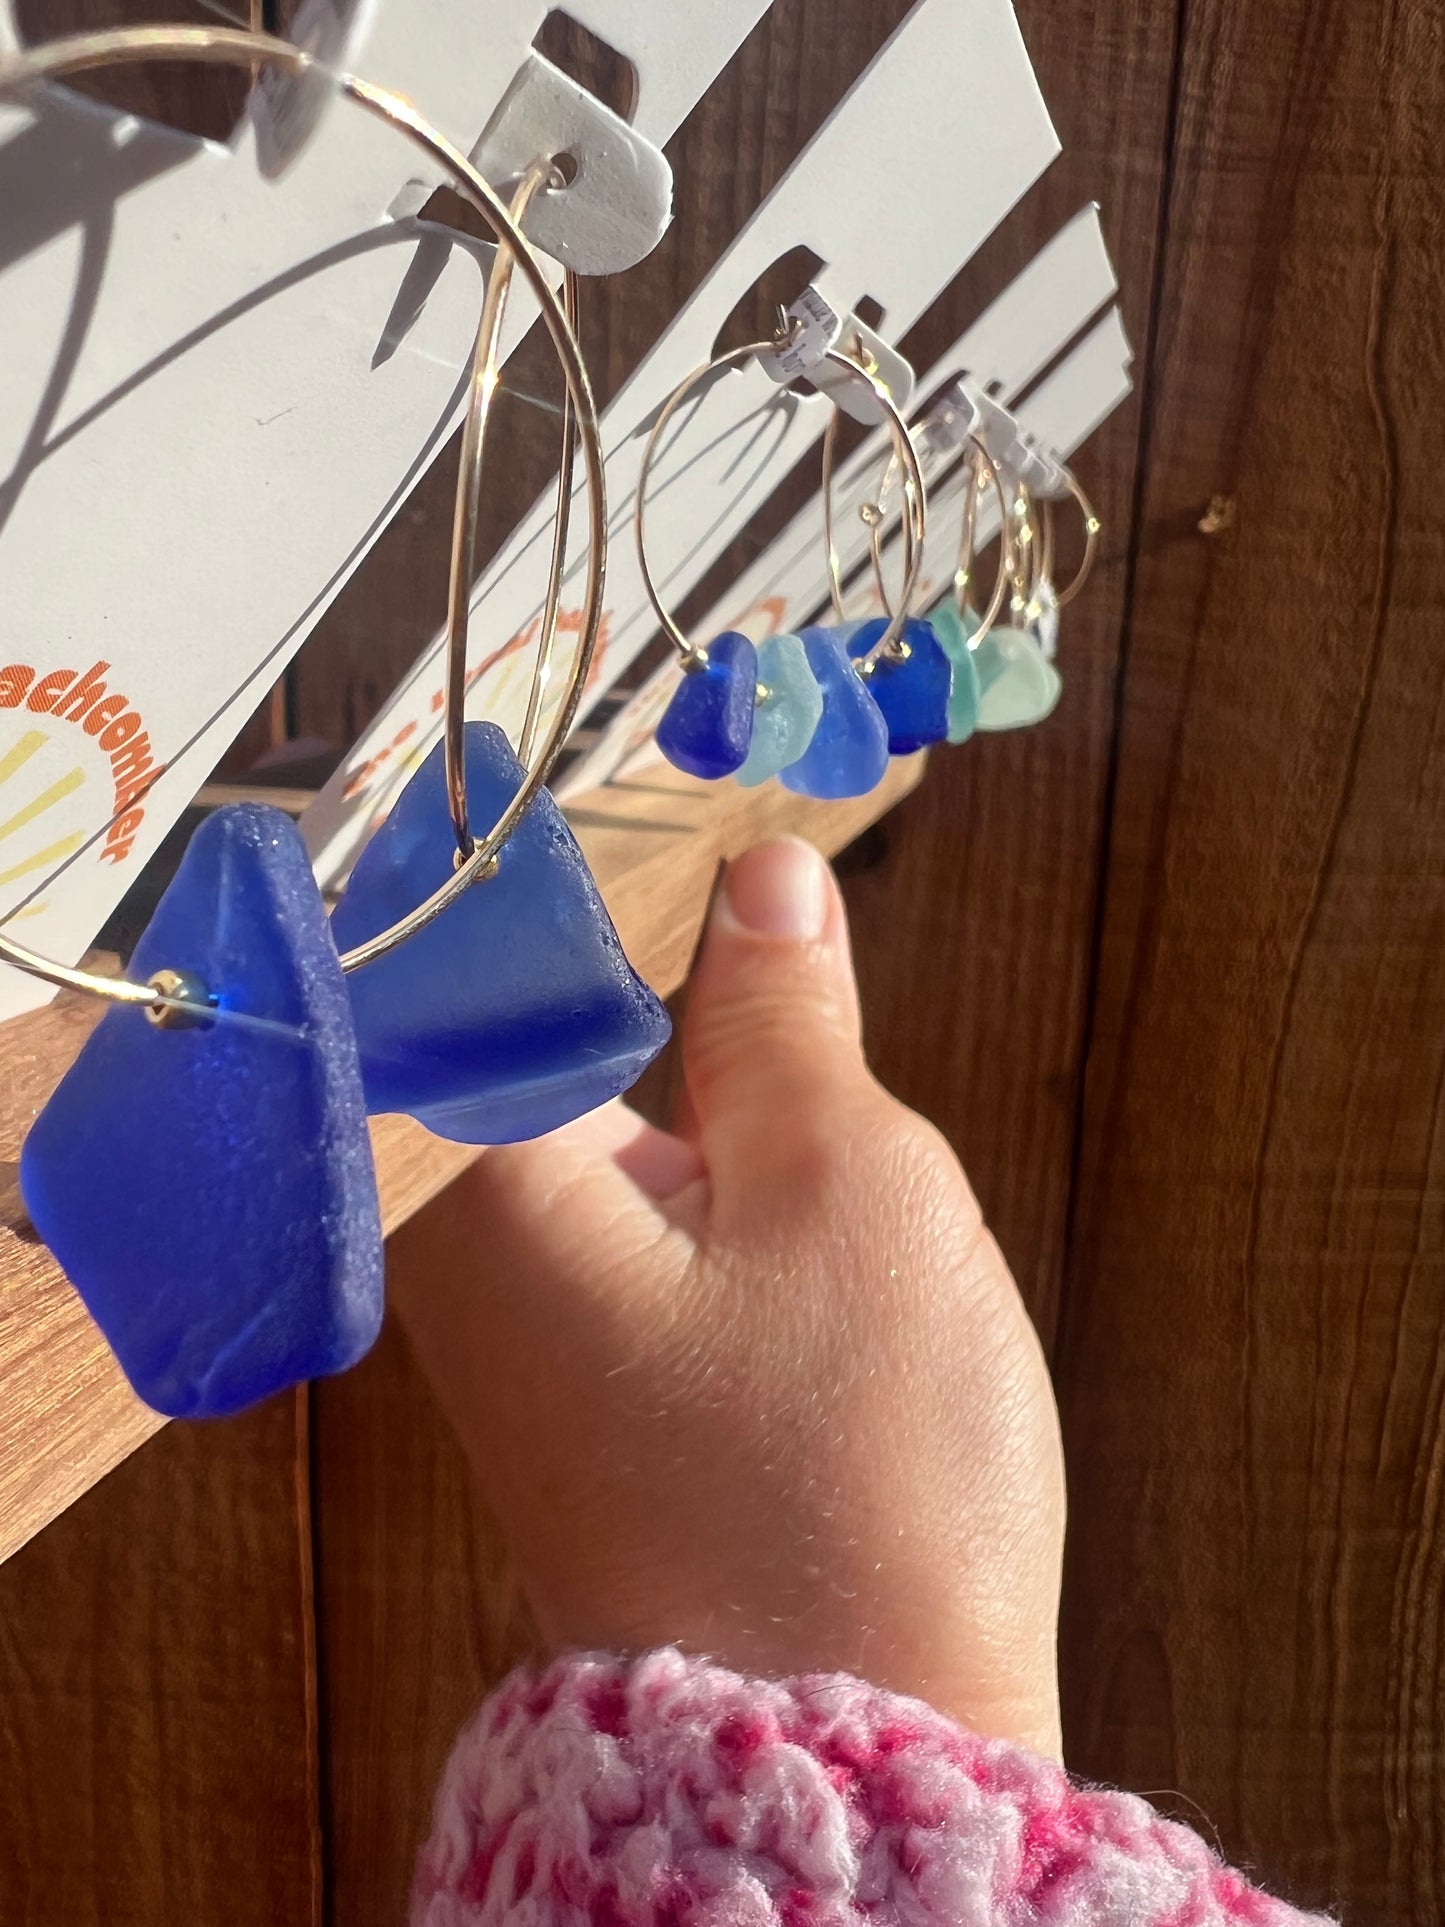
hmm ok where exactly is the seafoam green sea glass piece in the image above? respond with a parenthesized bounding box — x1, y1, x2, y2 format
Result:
(929, 602, 982, 745)
(735, 633, 823, 788)
(973, 625, 1062, 731)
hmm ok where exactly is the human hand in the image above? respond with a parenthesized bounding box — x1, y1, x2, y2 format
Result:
(388, 836, 1066, 1758)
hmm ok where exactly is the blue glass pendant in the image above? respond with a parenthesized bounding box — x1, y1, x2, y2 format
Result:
(779, 627, 890, 799)
(973, 625, 1062, 730)
(330, 723, 670, 1144)
(735, 633, 823, 788)
(929, 602, 982, 745)
(20, 805, 383, 1420)
(846, 617, 951, 754)
(656, 630, 757, 779)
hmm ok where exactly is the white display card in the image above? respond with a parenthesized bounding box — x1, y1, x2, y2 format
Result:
(298, 0, 1061, 888)
(0, 0, 770, 1016)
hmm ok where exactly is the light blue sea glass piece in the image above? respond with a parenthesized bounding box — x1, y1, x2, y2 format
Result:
(779, 627, 890, 799)
(330, 723, 671, 1144)
(656, 630, 757, 779)
(973, 626, 1063, 731)
(735, 632, 823, 787)
(846, 616, 951, 754)
(928, 601, 983, 745)
(20, 805, 384, 1420)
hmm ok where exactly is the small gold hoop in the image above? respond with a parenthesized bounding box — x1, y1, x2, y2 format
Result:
(444, 158, 578, 861)
(819, 393, 928, 665)
(846, 422, 1011, 652)
(0, 25, 607, 1013)
(841, 430, 916, 617)
(1047, 468, 1102, 608)
(636, 331, 927, 672)
(1007, 475, 1042, 618)
(951, 441, 1012, 644)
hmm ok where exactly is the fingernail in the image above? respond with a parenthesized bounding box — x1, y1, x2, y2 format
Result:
(719, 837, 830, 941)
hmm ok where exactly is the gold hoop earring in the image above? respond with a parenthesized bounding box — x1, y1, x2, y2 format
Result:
(633, 316, 925, 786)
(0, 23, 607, 999)
(1044, 466, 1101, 609)
(3, 27, 673, 1424)
(923, 437, 1013, 745)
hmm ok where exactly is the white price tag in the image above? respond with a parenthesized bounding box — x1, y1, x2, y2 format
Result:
(764, 285, 843, 381)
(964, 380, 1023, 462)
(926, 380, 982, 453)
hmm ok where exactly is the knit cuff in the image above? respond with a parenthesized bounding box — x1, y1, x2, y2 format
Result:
(412, 1648, 1330, 1926)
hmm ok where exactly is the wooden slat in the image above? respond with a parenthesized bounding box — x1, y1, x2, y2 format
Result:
(0, 1390, 322, 1927)
(1056, 0, 1445, 1917)
(310, 1327, 538, 1927)
(827, 17, 1177, 1349)
(0, 985, 167, 1564)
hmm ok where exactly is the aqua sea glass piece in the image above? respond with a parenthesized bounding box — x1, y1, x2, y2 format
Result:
(779, 626, 890, 799)
(331, 722, 670, 1144)
(20, 805, 383, 1420)
(929, 601, 982, 745)
(846, 616, 951, 754)
(973, 625, 1063, 730)
(735, 632, 823, 788)
(656, 630, 757, 779)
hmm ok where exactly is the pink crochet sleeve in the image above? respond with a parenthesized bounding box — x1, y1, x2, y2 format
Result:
(411, 1649, 1330, 1926)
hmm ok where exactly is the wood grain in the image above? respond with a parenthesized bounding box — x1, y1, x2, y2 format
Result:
(0, 979, 167, 1563)
(0, 1389, 322, 1927)
(1056, 0, 1445, 1918)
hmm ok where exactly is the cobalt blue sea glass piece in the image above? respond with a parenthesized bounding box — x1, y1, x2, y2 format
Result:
(330, 722, 671, 1144)
(656, 630, 757, 779)
(735, 632, 824, 788)
(20, 805, 383, 1420)
(846, 616, 951, 754)
(779, 626, 890, 799)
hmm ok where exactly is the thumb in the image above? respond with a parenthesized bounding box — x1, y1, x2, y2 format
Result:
(681, 837, 870, 1184)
